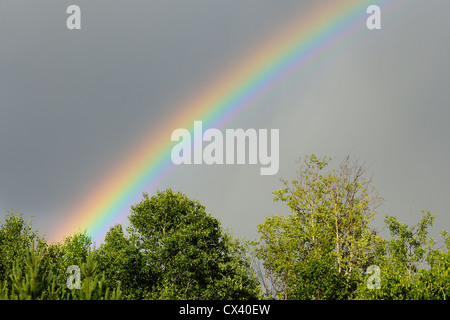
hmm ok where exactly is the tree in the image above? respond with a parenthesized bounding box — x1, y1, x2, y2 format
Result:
(0, 213, 125, 300)
(66, 248, 123, 300)
(94, 224, 149, 300)
(0, 232, 122, 300)
(0, 211, 46, 286)
(1, 242, 61, 300)
(60, 231, 92, 266)
(384, 210, 437, 278)
(127, 189, 261, 299)
(354, 211, 450, 299)
(40, 230, 94, 289)
(254, 155, 384, 299)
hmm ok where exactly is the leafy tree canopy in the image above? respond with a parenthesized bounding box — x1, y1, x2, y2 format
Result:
(254, 155, 384, 299)
(127, 189, 261, 299)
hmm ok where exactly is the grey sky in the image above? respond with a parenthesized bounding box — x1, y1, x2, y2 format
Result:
(1, 1, 449, 246)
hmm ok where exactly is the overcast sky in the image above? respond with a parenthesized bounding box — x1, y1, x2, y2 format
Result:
(1, 0, 449, 246)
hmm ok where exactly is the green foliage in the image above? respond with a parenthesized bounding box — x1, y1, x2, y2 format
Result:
(127, 189, 261, 299)
(1, 243, 61, 300)
(0, 191, 259, 300)
(0, 211, 46, 285)
(0, 240, 122, 300)
(61, 231, 92, 266)
(1, 155, 449, 300)
(287, 249, 350, 300)
(353, 212, 450, 300)
(94, 224, 148, 299)
(384, 211, 436, 276)
(255, 155, 384, 299)
(36, 231, 94, 290)
(66, 248, 122, 300)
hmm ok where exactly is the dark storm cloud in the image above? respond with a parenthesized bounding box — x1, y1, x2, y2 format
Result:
(0, 1, 449, 243)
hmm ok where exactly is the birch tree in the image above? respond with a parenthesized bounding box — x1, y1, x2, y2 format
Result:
(255, 155, 384, 299)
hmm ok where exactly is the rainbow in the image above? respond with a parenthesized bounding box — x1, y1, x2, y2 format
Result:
(50, 0, 394, 245)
